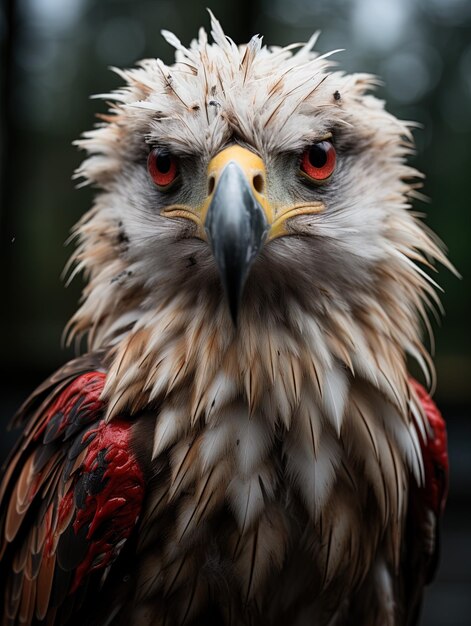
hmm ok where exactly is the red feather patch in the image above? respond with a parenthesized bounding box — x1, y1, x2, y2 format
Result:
(0, 362, 146, 625)
(71, 419, 145, 591)
(410, 379, 449, 515)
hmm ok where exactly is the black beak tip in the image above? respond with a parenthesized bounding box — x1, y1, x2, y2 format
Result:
(228, 296, 240, 328)
(222, 267, 243, 327)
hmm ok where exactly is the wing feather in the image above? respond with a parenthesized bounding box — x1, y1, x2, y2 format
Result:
(0, 355, 145, 626)
(403, 379, 448, 625)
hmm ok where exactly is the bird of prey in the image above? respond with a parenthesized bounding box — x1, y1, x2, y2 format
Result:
(0, 13, 451, 626)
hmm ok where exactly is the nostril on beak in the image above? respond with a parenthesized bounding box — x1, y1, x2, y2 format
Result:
(252, 173, 265, 194)
(208, 176, 216, 195)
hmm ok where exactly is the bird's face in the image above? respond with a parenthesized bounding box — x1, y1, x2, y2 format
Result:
(140, 116, 385, 323)
(142, 136, 338, 323)
(79, 62, 402, 317)
(71, 16, 447, 394)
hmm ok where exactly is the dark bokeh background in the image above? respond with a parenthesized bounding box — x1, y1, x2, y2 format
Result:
(0, 0, 470, 623)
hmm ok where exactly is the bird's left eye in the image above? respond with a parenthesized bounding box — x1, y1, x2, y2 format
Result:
(300, 141, 336, 182)
(147, 148, 178, 188)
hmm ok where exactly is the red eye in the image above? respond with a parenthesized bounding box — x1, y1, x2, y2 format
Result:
(147, 148, 178, 187)
(301, 141, 336, 182)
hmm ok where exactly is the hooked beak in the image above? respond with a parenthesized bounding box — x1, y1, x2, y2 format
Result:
(204, 149, 269, 325)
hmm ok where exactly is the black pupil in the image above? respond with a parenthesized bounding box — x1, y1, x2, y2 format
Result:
(309, 142, 329, 168)
(156, 153, 172, 173)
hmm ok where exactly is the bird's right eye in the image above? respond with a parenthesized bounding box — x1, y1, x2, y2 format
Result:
(147, 148, 178, 188)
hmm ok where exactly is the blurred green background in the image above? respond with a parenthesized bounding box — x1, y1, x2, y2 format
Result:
(0, 0, 470, 624)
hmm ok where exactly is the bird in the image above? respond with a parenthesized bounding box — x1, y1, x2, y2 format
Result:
(0, 12, 452, 626)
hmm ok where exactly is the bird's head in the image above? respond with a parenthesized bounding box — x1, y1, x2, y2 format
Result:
(68, 14, 451, 418)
